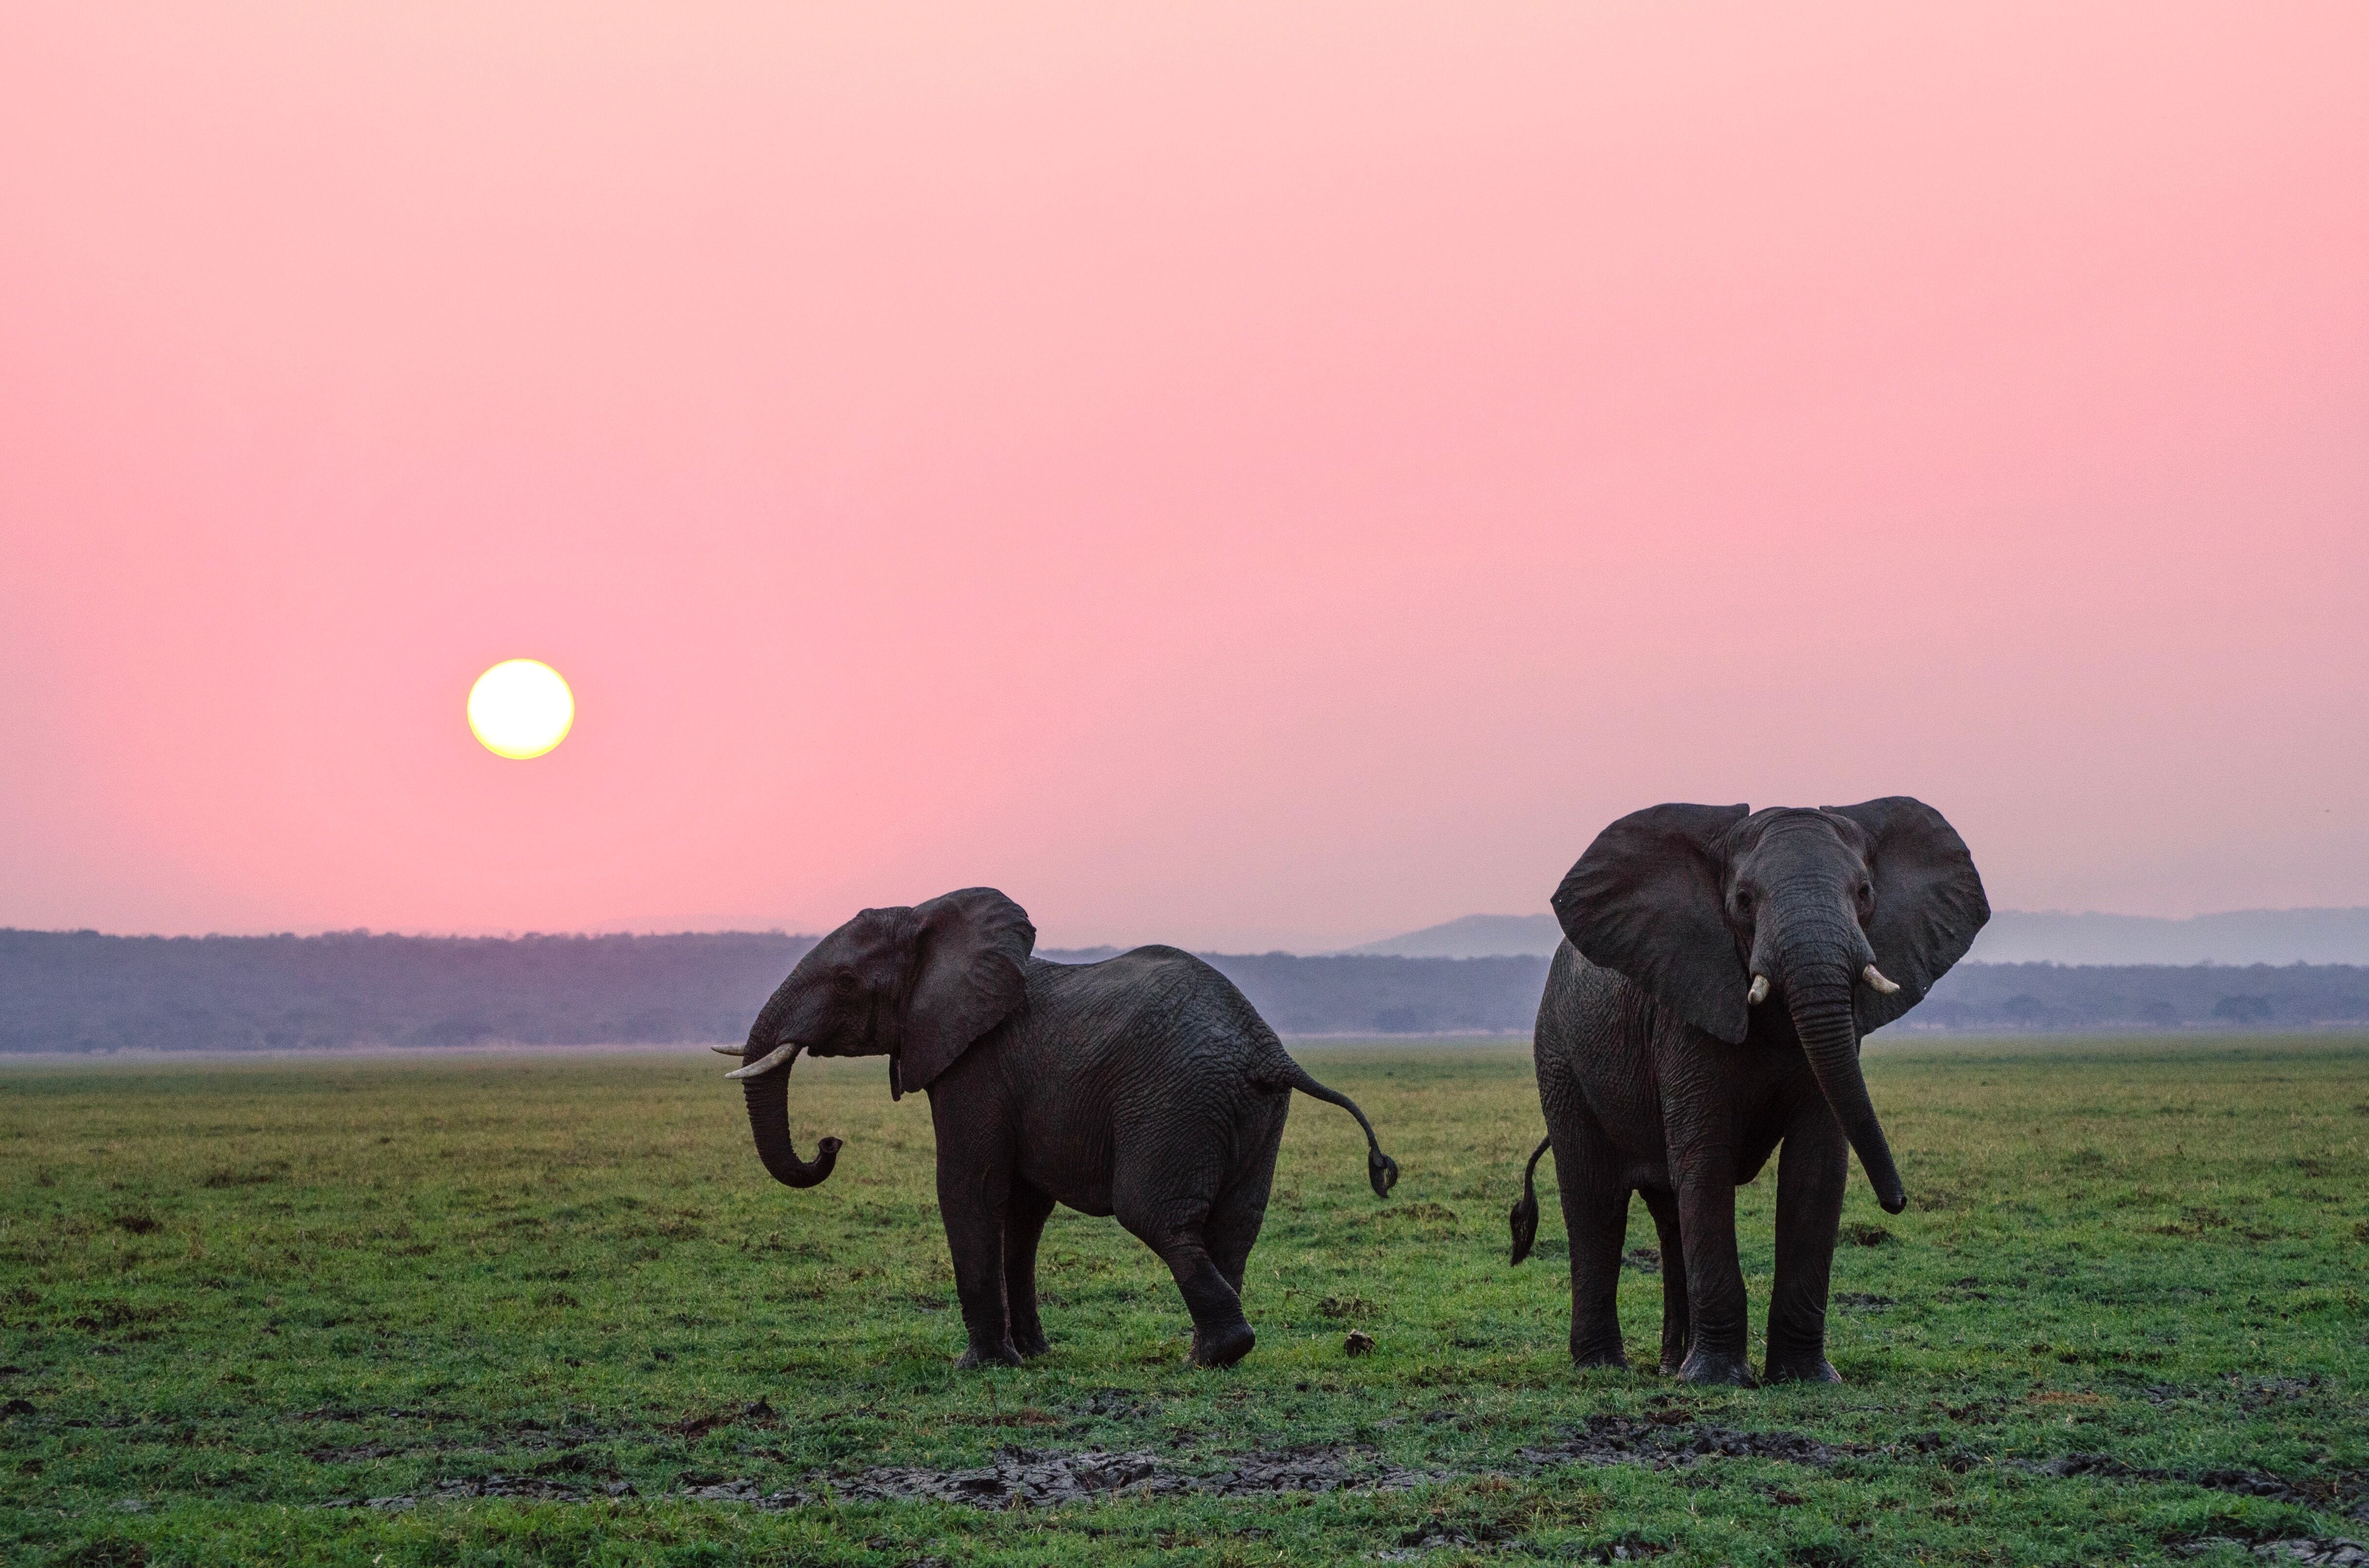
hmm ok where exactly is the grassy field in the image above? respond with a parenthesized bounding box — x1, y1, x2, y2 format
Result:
(1, 1036, 2364, 1566)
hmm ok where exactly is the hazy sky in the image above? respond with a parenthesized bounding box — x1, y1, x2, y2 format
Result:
(4, 4, 2365, 951)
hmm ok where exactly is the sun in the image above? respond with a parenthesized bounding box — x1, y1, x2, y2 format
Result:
(467, 659, 575, 759)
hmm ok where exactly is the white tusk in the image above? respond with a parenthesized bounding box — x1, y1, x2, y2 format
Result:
(1862, 964, 1901, 995)
(725, 1043, 799, 1080)
(711, 1044, 747, 1057)
(1747, 974, 1770, 1006)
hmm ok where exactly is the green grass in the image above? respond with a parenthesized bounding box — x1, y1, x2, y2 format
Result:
(2, 1036, 2364, 1566)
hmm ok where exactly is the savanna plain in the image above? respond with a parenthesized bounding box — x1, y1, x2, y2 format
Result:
(1, 1039, 2363, 1567)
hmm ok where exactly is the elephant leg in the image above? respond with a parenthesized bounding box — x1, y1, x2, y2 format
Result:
(1638, 1185, 1689, 1376)
(1764, 1103, 1849, 1383)
(1118, 1183, 1253, 1369)
(1552, 1110, 1632, 1370)
(936, 1154, 1021, 1368)
(1673, 1159, 1755, 1387)
(1002, 1179, 1057, 1359)
(1205, 1144, 1281, 1298)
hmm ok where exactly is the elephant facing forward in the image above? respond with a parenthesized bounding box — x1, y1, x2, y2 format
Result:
(720, 887, 1399, 1368)
(1511, 799, 1987, 1385)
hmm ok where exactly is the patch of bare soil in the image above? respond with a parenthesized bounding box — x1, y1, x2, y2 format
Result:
(2177, 1540, 2365, 1565)
(677, 1443, 1454, 1511)
(2022, 1454, 2369, 1518)
(319, 1475, 636, 1511)
(1517, 1413, 1868, 1471)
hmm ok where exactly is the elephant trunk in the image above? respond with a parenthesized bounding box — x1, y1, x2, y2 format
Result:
(1775, 925, 1907, 1215)
(738, 1008, 840, 1188)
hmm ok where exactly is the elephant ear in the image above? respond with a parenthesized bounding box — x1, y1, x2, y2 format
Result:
(1824, 797, 1990, 1034)
(895, 887, 1037, 1097)
(1552, 803, 1753, 1044)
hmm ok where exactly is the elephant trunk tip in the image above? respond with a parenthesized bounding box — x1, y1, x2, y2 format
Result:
(1878, 1184, 1907, 1216)
(772, 1136, 842, 1189)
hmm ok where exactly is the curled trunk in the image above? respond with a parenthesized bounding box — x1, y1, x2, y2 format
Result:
(739, 1043, 840, 1188)
(1781, 951, 1907, 1215)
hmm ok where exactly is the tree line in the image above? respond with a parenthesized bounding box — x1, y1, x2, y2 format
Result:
(4, 929, 2366, 1053)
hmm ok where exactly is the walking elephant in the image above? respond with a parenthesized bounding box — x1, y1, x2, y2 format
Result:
(719, 887, 1399, 1368)
(1509, 799, 1987, 1385)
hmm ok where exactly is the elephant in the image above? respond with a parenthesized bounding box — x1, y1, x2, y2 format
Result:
(1508, 799, 1987, 1386)
(717, 887, 1400, 1369)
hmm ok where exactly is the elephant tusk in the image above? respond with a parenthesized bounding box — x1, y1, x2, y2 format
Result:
(1747, 974, 1770, 1006)
(1862, 964, 1901, 995)
(725, 1043, 800, 1080)
(711, 1044, 747, 1057)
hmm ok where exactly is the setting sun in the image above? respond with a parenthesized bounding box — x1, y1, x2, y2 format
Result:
(466, 659, 574, 759)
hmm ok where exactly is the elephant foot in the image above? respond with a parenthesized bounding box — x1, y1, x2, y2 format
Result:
(955, 1340, 1024, 1370)
(1012, 1329, 1051, 1360)
(1678, 1347, 1759, 1388)
(1764, 1356, 1842, 1385)
(1188, 1320, 1255, 1369)
(1570, 1344, 1629, 1372)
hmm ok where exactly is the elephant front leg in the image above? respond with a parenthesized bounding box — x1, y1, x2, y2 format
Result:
(1551, 1119, 1631, 1370)
(1638, 1186, 1689, 1376)
(936, 1157, 1021, 1368)
(1672, 1160, 1755, 1387)
(1002, 1180, 1056, 1360)
(1764, 1108, 1849, 1383)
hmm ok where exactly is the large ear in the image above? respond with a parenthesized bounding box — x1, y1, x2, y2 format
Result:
(1552, 803, 1752, 1044)
(895, 887, 1036, 1096)
(1824, 797, 1990, 1034)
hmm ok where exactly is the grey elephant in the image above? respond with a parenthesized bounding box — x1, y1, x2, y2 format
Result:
(718, 887, 1399, 1368)
(1509, 800, 1987, 1385)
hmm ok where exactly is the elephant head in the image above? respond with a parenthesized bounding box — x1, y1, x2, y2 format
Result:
(1551, 799, 1987, 1215)
(715, 887, 1037, 1190)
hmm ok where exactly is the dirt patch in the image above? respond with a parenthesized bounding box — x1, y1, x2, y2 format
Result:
(677, 1443, 1455, 1511)
(1067, 1389, 1159, 1422)
(1519, 1414, 1868, 1472)
(2178, 1541, 2365, 1564)
(663, 1405, 762, 1441)
(2022, 1455, 2368, 1517)
(320, 1475, 636, 1511)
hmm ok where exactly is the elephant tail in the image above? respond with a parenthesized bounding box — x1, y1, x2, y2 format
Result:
(1509, 1136, 1552, 1265)
(1278, 1063, 1400, 1198)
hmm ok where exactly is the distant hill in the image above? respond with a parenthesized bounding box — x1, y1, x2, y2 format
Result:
(1348, 907, 2369, 965)
(1341, 914, 1564, 958)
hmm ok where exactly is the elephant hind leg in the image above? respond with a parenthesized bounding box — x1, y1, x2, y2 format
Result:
(1119, 1193, 1253, 1369)
(1002, 1179, 1057, 1359)
(1206, 1121, 1284, 1297)
(1155, 1229, 1254, 1368)
(1638, 1185, 1689, 1376)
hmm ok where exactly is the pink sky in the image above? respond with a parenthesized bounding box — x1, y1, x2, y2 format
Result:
(3, 4, 2365, 951)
